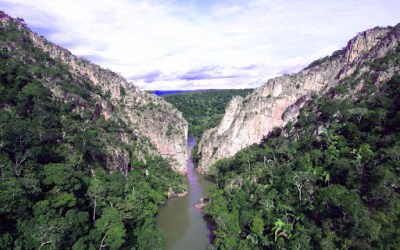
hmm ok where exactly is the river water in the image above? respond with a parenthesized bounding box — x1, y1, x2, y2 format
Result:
(157, 137, 214, 250)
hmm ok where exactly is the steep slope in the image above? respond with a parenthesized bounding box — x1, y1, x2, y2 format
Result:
(206, 71, 400, 249)
(198, 24, 400, 173)
(0, 12, 188, 173)
(0, 12, 189, 249)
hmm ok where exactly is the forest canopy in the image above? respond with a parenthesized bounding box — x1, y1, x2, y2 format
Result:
(0, 16, 185, 249)
(204, 71, 400, 249)
(163, 89, 253, 138)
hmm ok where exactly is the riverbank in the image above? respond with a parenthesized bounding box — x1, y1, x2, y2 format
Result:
(157, 137, 214, 250)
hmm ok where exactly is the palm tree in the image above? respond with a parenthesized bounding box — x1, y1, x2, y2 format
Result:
(271, 219, 292, 241)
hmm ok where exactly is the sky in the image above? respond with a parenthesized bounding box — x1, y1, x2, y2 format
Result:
(0, 0, 399, 90)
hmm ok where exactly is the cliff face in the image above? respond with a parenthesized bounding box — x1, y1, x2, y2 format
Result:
(0, 13, 188, 173)
(198, 25, 400, 173)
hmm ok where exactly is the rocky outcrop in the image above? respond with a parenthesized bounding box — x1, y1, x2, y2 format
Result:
(0, 13, 188, 173)
(167, 187, 189, 198)
(195, 197, 209, 210)
(198, 24, 400, 173)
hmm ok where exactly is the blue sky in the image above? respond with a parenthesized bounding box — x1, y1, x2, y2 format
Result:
(1, 0, 399, 90)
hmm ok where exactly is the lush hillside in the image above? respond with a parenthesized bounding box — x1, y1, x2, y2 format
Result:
(204, 55, 400, 248)
(0, 13, 185, 249)
(197, 25, 400, 174)
(163, 89, 253, 138)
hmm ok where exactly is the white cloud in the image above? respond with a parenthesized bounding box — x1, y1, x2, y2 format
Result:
(1, 0, 399, 90)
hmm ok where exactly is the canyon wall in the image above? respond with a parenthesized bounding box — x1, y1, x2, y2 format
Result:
(198, 25, 400, 173)
(1, 13, 188, 173)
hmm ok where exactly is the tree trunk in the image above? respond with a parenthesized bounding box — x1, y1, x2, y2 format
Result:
(99, 233, 107, 250)
(93, 196, 97, 222)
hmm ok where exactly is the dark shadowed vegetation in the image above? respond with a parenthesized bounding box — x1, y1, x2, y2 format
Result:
(205, 69, 400, 249)
(0, 15, 184, 249)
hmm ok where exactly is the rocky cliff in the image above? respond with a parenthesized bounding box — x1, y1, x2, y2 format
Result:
(0, 13, 188, 173)
(198, 24, 400, 173)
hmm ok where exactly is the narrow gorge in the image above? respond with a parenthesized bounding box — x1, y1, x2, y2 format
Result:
(1, 7, 399, 249)
(157, 137, 214, 250)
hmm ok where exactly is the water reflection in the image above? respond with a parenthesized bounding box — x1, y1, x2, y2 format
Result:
(157, 137, 214, 250)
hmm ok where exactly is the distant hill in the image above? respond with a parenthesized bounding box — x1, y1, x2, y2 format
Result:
(153, 89, 229, 96)
(162, 89, 254, 138)
(153, 90, 190, 96)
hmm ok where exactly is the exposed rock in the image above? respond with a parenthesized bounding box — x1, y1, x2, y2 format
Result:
(0, 13, 188, 173)
(105, 145, 131, 177)
(167, 187, 188, 198)
(195, 197, 210, 210)
(198, 25, 400, 173)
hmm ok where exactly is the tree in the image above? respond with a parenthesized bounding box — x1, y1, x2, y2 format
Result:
(251, 214, 265, 237)
(87, 176, 105, 222)
(95, 207, 126, 250)
(271, 218, 292, 242)
(349, 107, 368, 124)
(43, 163, 82, 192)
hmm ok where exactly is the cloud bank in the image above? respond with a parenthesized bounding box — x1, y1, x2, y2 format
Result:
(1, 0, 399, 90)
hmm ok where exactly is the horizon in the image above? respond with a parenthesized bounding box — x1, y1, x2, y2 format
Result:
(0, 0, 399, 90)
(152, 88, 255, 96)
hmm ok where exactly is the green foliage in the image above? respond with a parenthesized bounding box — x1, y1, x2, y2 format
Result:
(0, 18, 185, 249)
(163, 89, 253, 138)
(120, 85, 126, 96)
(205, 74, 400, 249)
(95, 207, 126, 249)
(166, 123, 174, 137)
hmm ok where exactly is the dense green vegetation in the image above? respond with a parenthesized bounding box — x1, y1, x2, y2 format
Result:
(163, 89, 253, 139)
(0, 17, 184, 249)
(205, 68, 400, 249)
(3, 11, 400, 250)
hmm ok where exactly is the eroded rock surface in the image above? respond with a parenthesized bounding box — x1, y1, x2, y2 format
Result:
(198, 25, 400, 173)
(1, 13, 188, 173)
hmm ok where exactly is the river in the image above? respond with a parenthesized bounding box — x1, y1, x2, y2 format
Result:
(157, 137, 214, 250)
